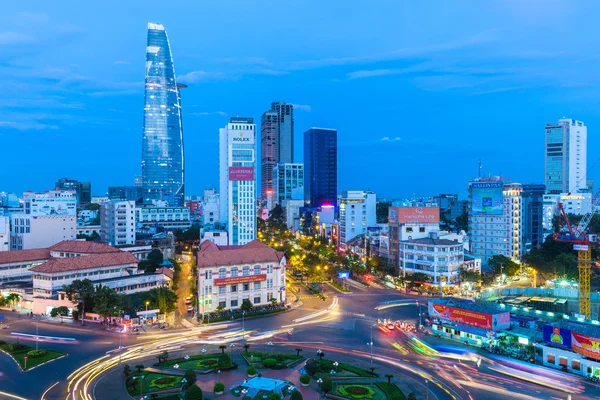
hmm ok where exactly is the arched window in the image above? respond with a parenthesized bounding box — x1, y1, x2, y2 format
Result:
(243, 266, 250, 276)
(253, 265, 261, 275)
(231, 267, 239, 277)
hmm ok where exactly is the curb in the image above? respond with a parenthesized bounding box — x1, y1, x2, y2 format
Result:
(0, 348, 67, 372)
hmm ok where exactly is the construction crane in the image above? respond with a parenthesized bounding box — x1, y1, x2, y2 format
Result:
(553, 189, 600, 319)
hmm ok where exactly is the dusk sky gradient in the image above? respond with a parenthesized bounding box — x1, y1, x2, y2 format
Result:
(2, 1, 600, 199)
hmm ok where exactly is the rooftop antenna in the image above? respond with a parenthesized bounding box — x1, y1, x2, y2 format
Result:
(478, 159, 482, 178)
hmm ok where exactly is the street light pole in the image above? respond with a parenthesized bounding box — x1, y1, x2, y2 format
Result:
(36, 317, 39, 351)
(425, 379, 429, 400)
(119, 327, 123, 365)
(368, 323, 376, 364)
(242, 310, 246, 345)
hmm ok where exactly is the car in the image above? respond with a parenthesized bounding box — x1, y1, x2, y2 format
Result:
(512, 276, 521, 281)
(386, 323, 395, 330)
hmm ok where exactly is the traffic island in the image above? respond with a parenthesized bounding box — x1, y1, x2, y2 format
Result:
(0, 342, 66, 371)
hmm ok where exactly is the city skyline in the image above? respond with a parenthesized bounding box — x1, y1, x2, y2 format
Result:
(2, 2, 600, 198)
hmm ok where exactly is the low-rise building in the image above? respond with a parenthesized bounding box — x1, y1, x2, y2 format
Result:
(388, 206, 440, 268)
(0, 216, 9, 252)
(201, 230, 228, 246)
(197, 240, 286, 314)
(399, 234, 464, 283)
(0, 248, 51, 285)
(339, 191, 376, 245)
(542, 192, 592, 232)
(136, 205, 191, 231)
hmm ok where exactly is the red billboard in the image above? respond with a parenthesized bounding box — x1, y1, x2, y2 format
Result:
(229, 167, 254, 181)
(214, 274, 266, 286)
(429, 303, 510, 331)
(572, 331, 600, 359)
(391, 207, 440, 224)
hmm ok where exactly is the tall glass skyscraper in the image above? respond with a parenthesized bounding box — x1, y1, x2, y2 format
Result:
(141, 23, 185, 206)
(304, 128, 337, 208)
(260, 102, 294, 198)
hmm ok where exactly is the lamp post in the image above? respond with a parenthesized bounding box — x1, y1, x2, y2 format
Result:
(425, 379, 429, 400)
(35, 316, 39, 351)
(145, 301, 150, 312)
(119, 325, 123, 365)
(242, 310, 246, 345)
(368, 323, 377, 364)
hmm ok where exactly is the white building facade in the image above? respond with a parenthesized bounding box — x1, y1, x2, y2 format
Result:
(469, 180, 523, 264)
(273, 163, 304, 205)
(399, 235, 465, 283)
(545, 118, 587, 194)
(339, 191, 376, 245)
(0, 216, 9, 252)
(202, 194, 220, 226)
(219, 117, 257, 245)
(542, 192, 592, 231)
(10, 190, 77, 250)
(135, 205, 191, 231)
(197, 240, 286, 314)
(101, 200, 136, 246)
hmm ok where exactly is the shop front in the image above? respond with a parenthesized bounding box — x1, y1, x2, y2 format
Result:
(432, 322, 497, 347)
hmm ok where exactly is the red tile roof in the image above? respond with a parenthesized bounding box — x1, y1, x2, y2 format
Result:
(197, 240, 285, 268)
(29, 252, 139, 274)
(157, 267, 174, 280)
(0, 248, 51, 265)
(49, 240, 120, 254)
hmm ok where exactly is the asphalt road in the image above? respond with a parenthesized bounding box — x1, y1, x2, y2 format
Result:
(3, 280, 600, 400)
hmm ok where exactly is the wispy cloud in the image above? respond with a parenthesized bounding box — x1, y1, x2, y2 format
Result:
(114, 60, 131, 65)
(213, 57, 272, 66)
(380, 137, 401, 141)
(15, 12, 49, 23)
(291, 104, 311, 112)
(178, 70, 233, 83)
(0, 32, 35, 46)
(347, 69, 401, 80)
(0, 120, 58, 131)
(191, 111, 228, 117)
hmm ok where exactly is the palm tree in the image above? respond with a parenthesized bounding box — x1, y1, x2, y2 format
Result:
(385, 374, 393, 384)
(368, 367, 376, 375)
(219, 345, 227, 354)
(243, 344, 250, 353)
(295, 348, 302, 357)
(6, 293, 21, 308)
(135, 364, 144, 373)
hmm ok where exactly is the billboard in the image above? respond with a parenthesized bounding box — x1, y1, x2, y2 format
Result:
(542, 325, 572, 350)
(30, 198, 76, 216)
(429, 303, 510, 331)
(214, 274, 266, 286)
(396, 207, 440, 224)
(572, 331, 600, 359)
(229, 167, 254, 181)
(471, 182, 503, 215)
(229, 130, 255, 145)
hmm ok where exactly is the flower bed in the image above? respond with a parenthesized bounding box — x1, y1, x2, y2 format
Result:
(157, 353, 229, 372)
(331, 384, 386, 400)
(126, 372, 183, 395)
(316, 359, 378, 378)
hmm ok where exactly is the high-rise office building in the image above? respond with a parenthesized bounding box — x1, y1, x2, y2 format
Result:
(108, 186, 144, 203)
(521, 184, 545, 251)
(55, 178, 91, 204)
(545, 118, 587, 194)
(273, 163, 304, 205)
(339, 191, 377, 245)
(304, 128, 337, 208)
(260, 102, 294, 198)
(219, 117, 257, 245)
(468, 179, 522, 264)
(141, 22, 185, 206)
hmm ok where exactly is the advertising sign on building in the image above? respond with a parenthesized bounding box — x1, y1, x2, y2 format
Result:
(471, 182, 503, 215)
(571, 331, 600, 359)
(214, 274, 266, 286)
(395, 207, 440, 224)
(30, 198, 76, 216)
(229, 167, 255, 181)
(429, 303, 510, 331)
(229, 130, 255, 145)
(542, 325, 572, 350)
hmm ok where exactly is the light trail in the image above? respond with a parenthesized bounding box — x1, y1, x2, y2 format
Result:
(0, 391, 29, 400)
(41, 381, 60, 400)
(292, 296, 338, 323)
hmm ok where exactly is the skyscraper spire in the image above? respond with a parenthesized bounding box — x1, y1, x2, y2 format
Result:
(141, 22, 185, 206)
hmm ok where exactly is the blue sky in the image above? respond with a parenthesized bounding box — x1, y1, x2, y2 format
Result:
(2, 1, 600, 199)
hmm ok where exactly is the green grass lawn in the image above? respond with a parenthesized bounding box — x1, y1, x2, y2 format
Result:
(374, 382, 406, 400)
(158, 353, 222, 371)
(243, 351, 303, 368)
(317, 359, 378, 378)
(126, 371, 184, 395)
(0, 343, 66, 371)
